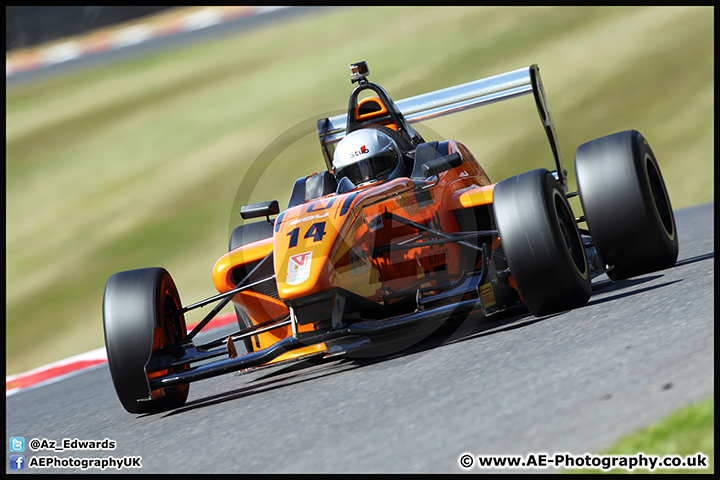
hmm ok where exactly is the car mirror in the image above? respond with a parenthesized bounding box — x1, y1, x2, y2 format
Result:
(422, 152, 463, 178)
(240, 200, 280, 220)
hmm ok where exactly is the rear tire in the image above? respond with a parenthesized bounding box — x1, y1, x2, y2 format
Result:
(229, 221, 274, 352)
(575, 130, 678, 281)
(103, 268, 189, 414)
(493, 169, 591, 317)
(229, 221, 274, 251)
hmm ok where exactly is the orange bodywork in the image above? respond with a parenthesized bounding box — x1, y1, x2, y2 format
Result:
(212, 140, 502, 354)
(356, 96, 389, 120)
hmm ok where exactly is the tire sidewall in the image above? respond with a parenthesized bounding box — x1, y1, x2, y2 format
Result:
(633, 134, 677, 248)
(546, 176, 590, 285)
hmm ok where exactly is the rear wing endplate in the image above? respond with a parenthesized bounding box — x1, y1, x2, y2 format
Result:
(318, 64, 567, 187)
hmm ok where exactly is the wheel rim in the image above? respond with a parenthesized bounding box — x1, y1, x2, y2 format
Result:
(553, 189, 588, 279)
(146, 277, 188, 400)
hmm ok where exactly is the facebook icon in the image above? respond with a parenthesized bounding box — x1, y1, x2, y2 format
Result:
(10, 455, 25, 470)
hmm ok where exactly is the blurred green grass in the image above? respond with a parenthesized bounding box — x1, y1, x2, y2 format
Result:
(6, 6, 713, 378)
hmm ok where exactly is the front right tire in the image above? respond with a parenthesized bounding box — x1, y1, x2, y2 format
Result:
(493, 169, 591, 317)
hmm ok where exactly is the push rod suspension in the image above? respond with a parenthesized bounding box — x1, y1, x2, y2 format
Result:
(172, 252, 274, 340)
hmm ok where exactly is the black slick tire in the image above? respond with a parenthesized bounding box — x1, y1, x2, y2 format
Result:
(493, 169, 591, 317)
(574, 130, 678, 281)
(102, 267, 189, 414)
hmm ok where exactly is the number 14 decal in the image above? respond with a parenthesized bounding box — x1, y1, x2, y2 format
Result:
(287, 222, 327, 248)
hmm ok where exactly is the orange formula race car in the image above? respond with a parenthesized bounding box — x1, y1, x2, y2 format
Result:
(103, 62, 678, 414)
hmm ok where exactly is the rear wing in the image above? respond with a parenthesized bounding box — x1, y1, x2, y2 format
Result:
(317, 64, 567, 188)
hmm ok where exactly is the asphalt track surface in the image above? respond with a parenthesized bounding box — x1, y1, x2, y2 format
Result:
(5, 201, 714, 473)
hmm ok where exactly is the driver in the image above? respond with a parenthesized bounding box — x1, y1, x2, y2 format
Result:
(332, 128, 404, 186)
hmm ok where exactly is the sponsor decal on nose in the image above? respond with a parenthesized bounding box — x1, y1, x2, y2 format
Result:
(287, 252, 313, 285)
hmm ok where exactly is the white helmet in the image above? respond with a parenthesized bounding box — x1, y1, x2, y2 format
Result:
(332, 128, 401, 185)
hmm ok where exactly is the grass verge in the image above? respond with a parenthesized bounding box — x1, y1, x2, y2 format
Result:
(564, 396, 714, 474)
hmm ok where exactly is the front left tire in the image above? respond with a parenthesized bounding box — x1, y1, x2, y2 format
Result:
(103, 267, 189, 413)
